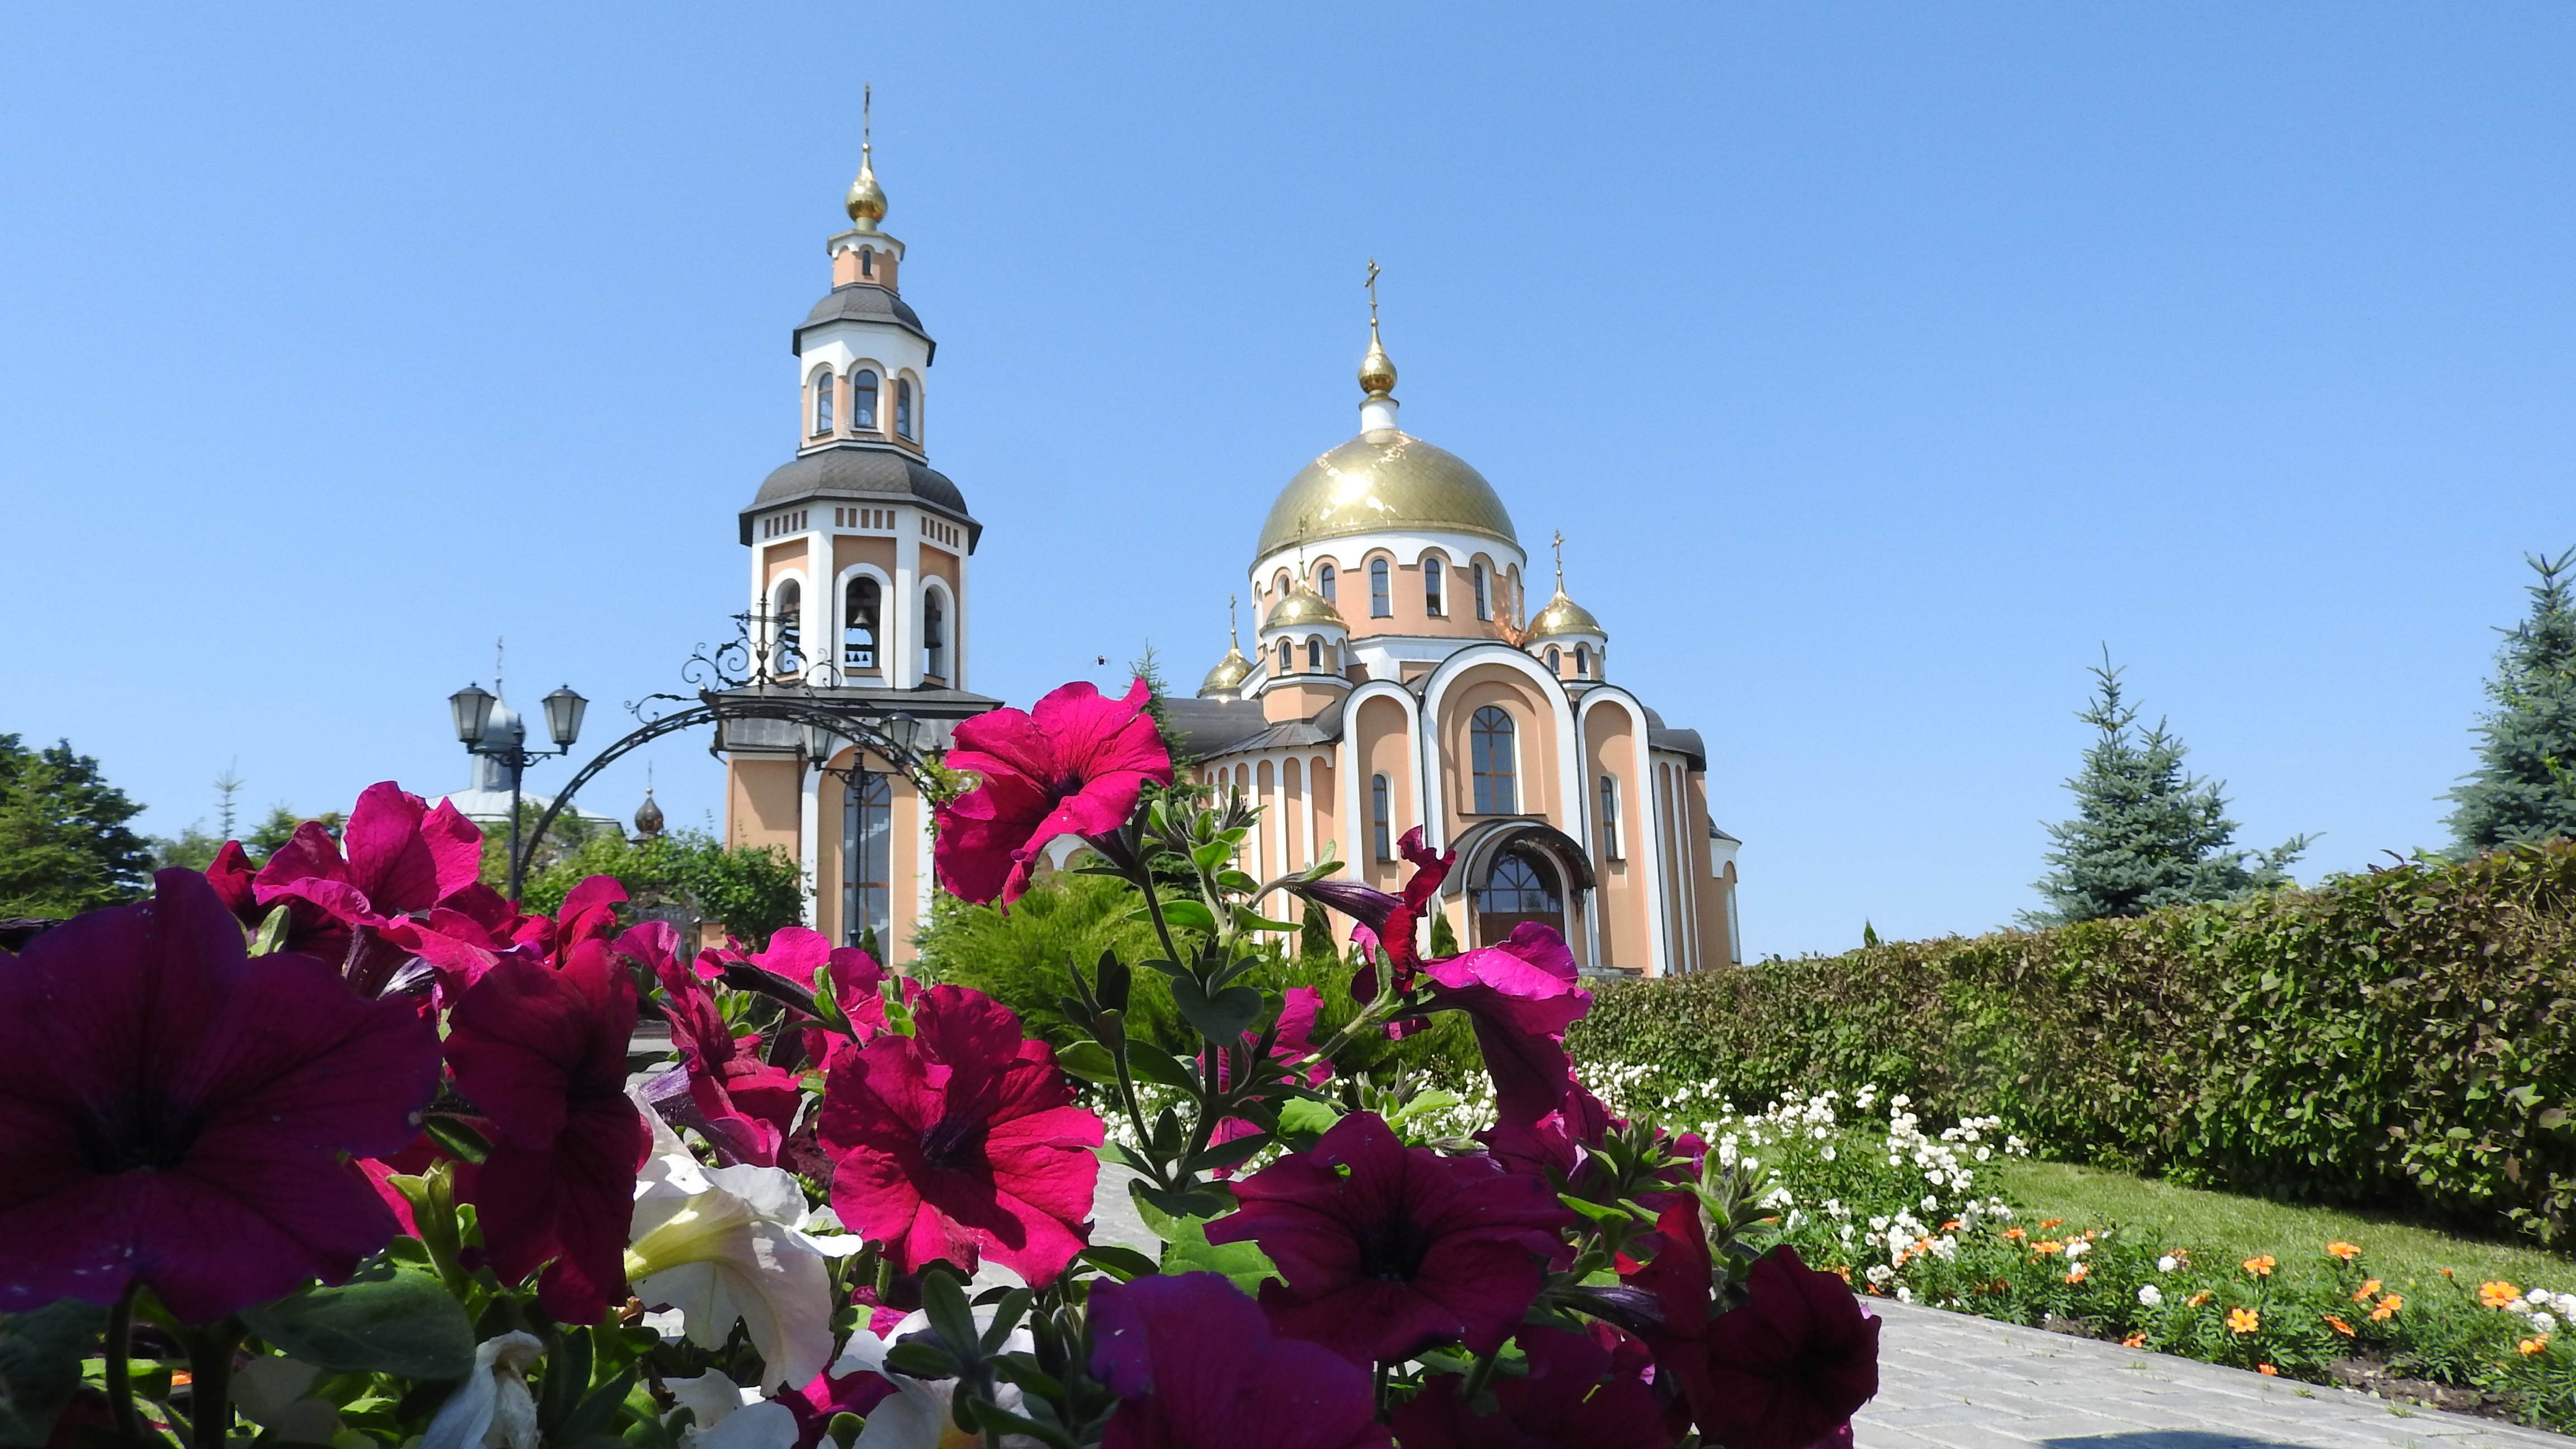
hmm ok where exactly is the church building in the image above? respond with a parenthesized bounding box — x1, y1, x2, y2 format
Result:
(722, 146, 1742, 976)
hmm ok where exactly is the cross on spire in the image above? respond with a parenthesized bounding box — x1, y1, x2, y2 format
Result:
(1228, 594, 1239, 648)
(1364, 258, 1382, 341)
(1552, 530, 1565, 591)
(863, 83, 872, 158)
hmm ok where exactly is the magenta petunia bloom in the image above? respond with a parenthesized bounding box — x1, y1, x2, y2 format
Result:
(1391, 1323, 1671, 1449)
(817, 984, 1102, 1285)
(446, 940, 651, 1324)
(633, 925, 803, 1166)
(749, 926, 892, 1064)
(1090, 1272, 1392, 1449)
(932, 679, 1174, 906)
(1419, 924, 1592, 1134)
(254, 782, 484, 929)
(1204, 1111, 1572, 1365)
(0, 870, 441, 1322)
(1623, 1206, 1879, 1449)
(1291, 826, 1451, 997)
(1205, 987, 1332, 1175)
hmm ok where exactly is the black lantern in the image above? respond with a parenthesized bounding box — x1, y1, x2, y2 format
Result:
(448, 683, 497, 746)
(541, 685, 588, 750)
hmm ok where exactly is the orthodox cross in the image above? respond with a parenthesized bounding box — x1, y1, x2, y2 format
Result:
(1552, 529, 1566, 590)
(1364, 259, 1382, 337)
(863, 83, 872, 154)
(1228, 594, 1240, 648)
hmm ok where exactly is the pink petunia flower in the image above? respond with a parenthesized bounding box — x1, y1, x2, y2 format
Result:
(1290, 827, 1451, 997)
(0, 870, 442, 1322)
(932, 679, 1175, 907)
(1622, 1204, 1879, 1449)
(747, 926, 893, 1066)
(246, 783, 490, 996)
(1391, 1322, 1671, 1449)
(627, 923, 804, 1167)
(1204, 1111, 1573, 1365)
(1420, 923, 1593, 1134)
(816, 984, 1102, 1285)
(446, 939, 652, 1324)
(1089, 1272, 1393, 1449)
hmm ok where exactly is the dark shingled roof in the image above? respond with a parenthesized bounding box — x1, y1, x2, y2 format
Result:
(740, 444, 981, 548)
(793, 284, 934, 358)
(1161, 695, 1352, 761)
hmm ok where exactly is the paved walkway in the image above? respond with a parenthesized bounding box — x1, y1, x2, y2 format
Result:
(1860, 1299, 2564, 1449)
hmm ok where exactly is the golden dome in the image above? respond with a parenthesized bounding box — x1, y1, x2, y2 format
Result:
(1263, 583, 1344, 631)
(1527, 586, 1604, 640)
(1256, 432, 1518, 559)
(1198, 645, 1253, 697)
(1358, 334, 1397, 397)
(845, 149, 887, 229)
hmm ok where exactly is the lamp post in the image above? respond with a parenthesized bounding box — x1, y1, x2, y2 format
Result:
(449, 680, 588, 901)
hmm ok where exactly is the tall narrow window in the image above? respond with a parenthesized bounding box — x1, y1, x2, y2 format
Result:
(1275, 570, 1292, 598)
(1369, 559, 1391, 617)
(1545, 646, 1561, 675)
(810, 371, 835, 435)
(774, 580, 802, 674)
(842, 576, 881, 671)
(1318, 564, 1337, 603)
(841, 771, 893, 949)
(1574, 644, 1592, 679)
(922, 589, 946, 678)
(1474, 563, 1491, 621)
(859, 247, 876, 278)
(1599, 775, 1622, 860)
(1424, 557, 1446, 617)
(1371, 774, 1393, 861)
(895, 378, 915, 439)
(853, 370, 880, 429)
(1306, 637, 1323, 671)
(1277, 640, 1292, 674)
(1470, 705, 1517, 815)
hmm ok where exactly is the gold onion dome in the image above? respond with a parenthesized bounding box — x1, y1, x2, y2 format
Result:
(845, 150, 887, 229)
(1358, 334, 1398, 398)
(1199, 645, 1253, 697)
(1256, 435, 1518, 558)
(633, 789, 665, 838)
(1263, 583, 1343, 631)
(1528, 585, 1605, 640)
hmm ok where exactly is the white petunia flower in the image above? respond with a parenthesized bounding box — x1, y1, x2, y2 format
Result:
(665, 1375, 797, 1449)
(626, 1090, 866, 1390)
(2509, 1298, 2534, 1315)
(2138, 1284, 2163, 1308)
(2063, 1239, 2090, 1259)
(831, 1309, 1040, 1449)
(2534, 1288, 2554, 1305)
(2554, 1294, 2576, 1320)
(2156, 1256, 2178, 1273)
(2536, 1313, 2560, 1336)
(421, 1333, 544, 1449)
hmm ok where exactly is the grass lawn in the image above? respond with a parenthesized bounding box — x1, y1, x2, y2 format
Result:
(1993, 1157, 2576, 1298)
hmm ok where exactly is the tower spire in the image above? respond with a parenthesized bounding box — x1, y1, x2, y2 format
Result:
(1357, 258, 1400, 432)
(846, 83, 887, 231)
(1229, 594, 1240, 650)
(1552, 529, 1565, 592)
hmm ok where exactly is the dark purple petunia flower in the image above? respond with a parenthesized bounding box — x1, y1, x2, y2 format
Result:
(1204, 1112, 1571, 1365)
(1089, 1272, 1392, 1449)
(1391, 1323, 1671, 1449)
(1289, 827, 1450, 997)
(0, 870, 442, 1322)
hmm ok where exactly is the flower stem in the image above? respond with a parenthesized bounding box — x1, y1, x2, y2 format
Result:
(186, 1324, 241, 1449)
(105, 1282, 144, 1443)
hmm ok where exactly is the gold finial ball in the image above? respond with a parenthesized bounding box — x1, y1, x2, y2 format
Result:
(1358, 337, 1398, 398)
(845, 157, 887, 226)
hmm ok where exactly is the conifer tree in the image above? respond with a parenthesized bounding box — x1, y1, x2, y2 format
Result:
(1428, 908, 1461, 956)
(2446, 547, 2576, 856)
(2023, 658, 2309, 926)
(0, 735, 154, 918)
(1299, 898, 1336, 960)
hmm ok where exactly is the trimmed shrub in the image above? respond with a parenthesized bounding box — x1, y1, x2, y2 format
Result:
(1572, 841, 2576, 1244)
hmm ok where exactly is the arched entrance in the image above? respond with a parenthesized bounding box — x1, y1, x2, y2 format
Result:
(1474, 841, 1564, 943)
(1445, 820, 1596, 953)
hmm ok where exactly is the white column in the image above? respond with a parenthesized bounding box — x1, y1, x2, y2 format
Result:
(893, 515, 922, 688)
(1304, 754, 1322, 873)
(804, 528, 830, 685)
(799, 765, 822, 928)
(954, 537, 972, 692)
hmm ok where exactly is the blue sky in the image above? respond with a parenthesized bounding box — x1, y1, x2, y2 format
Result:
(3, 5, 2571, 958)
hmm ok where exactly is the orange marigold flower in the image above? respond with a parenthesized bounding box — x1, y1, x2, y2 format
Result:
(2370, 1294, 2402, 1322)
(2122, 1332, 2147, 1348)
(2242, 1255, 2276, 1278)
(2037, 1219, 2064, 1231)
(2032, 1240, 2063, 1256)
(2324, 1315, 2355, 1337)
(2441, 1267, 2455, 1278)
(2257, 1363, 2279, 1376)
(2004, 1227, 2026, 1241)
(2352, 1279, 2381, 1303)
(2228, 1308, 2260, 1335)
(2187, 1290, 2214, 1308)
(2521, 1337, 2550, 1356)
(1830, 1265, 1852, 1283)
(1940, 1219, 1962, 1233)
(2481, 1281, 2523, 1309)
(2326, 1241, 2362, 1261)
(2067, 1264, 2090, 1284)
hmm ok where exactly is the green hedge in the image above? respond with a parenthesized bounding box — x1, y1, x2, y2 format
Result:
(1571, 841, 2576, 1245)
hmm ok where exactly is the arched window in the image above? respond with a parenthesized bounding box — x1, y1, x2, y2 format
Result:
(1470, 705, 1517, 814)
(1424, 557, 1446, 617)
(1369, 558, 1392, 617)
(1318, 564, 1337, 603)
(810, 371, 835, 435)
(1574, 644, 1592, 679)
(1545, 646, 1561, 675)
(852, 370, 880, 430)
(842, 576, 881, 671)
(842, 770, 893, 948)
(1306, 636, 1324, 671)
(1371, 773, 1393, 861)
(895, 378, 915, 439)
(1274, 570, 1292, 598)
(1599, 775, 1622, 860)
(1474, 562, 1491, 621)
(922, 588, 946, 678)
(1277, 639, 1293, 674)
(859, 247, 876, 279)
(773, 579, 803, 674)
(1476, 851, 1559, 915)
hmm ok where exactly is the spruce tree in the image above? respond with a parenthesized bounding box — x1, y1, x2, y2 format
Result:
(2445, 547, 2576, 856)
(2023, 659, 2309, 926)
(0, 735, 154, 918)
(1300, 898, 1336, 960)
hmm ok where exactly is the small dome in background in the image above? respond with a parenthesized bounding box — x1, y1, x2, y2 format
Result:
(1199, 645, 1254, 698)
(634, 789, 666, 839)
(479, 703, 526, 749)
(1527, 586, 1605, 640)
(1263, 583, 1344, 631)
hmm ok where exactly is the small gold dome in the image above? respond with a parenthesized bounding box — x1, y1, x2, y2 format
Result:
(1263, 583, 1344, 631)
(1358, 335, 1397, 398)
(845, 150, 887, 229)
(1199, 645, 1254, 698)
(1527, 586, 1605, 640)
(633, 789, 666, 839)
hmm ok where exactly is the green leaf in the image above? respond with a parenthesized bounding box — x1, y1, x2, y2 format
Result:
(1158, 1216, 1280, 1296)
(1076, 1245, 1162, 1281)
(1054, 1040, 1117, 1085)
(423, 1114, 493, 1165)
(250, 905, 293, 958)
(0, 1300, 105, 1449)
(1276, 1097, 1344, 1144)
(1230, 906, 1304, 934)
(1185, 1133, 1271, 1175)
(241, 1259, 476, 1380)
(1158, 899, 1220, 935)
(1133, 1180, 1234, 1220)
(1123, 1042, 1198, 1091)
(1168, 974, 1262, 1044)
